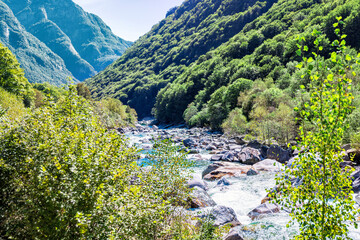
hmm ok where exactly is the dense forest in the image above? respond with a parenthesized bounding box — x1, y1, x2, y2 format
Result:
(86, 0, 277, 118)
(86, 0, 360, 145)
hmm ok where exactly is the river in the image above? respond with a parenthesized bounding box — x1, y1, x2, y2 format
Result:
(126, 121, 360, 239)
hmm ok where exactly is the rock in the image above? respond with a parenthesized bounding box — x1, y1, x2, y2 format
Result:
(233, 136, 247, 145)
(346, 148, 360, 165)
(189, 187, 217, 208)
(222, 151, 237, 162)
(286, 156, 298, 168)
(183, 138, 196, 148)
(217, 177, 231, 186)
(228, 144, 243, 151)
(342, 144, 352, 151)
(187, 178, 208, 191)
(152, 125, 158, 130)
(351, 168, 360, 193)
(194, 205, 241, 227)
(246, 140, 263, 149)
(246, 168, 258, 176)
(252, 159, 284, 172)
(267, 145, 291, 163)
(355, 194, 360, 206)
(202, 162, 252, 180)
(224, 227, 244, 240)
(247, 203, 281, 220)
(238, 147, 261, 165)
(188, 149, 200, 154)
(211, 154, 223, 161)
(206, 144, 217, 151)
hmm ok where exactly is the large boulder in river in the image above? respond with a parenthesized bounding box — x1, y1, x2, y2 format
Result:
(189, 186, 217, 208)
(238, 147, 261, 165)
(252, 159, 284, 172)
(224, 227, 244, 240)
(194, 205, 241, 227)
(202, 162, 251, 180)
(247, 203, 281, 220)
(267, 145, 291, 163)
(187, 178, 208, 191)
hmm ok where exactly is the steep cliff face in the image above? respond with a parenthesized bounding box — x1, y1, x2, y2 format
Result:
(0, 0, 132, 84)
(0, 1, 72, 85)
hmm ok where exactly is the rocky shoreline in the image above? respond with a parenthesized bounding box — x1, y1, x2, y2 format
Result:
(121, 120, 360, 239)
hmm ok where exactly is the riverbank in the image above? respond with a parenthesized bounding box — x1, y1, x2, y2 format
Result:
(123, 120, 360, 239)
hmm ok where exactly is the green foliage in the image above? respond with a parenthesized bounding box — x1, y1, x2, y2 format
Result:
(87, 0, 276, 118)
(93, 97, 137, 128)
(0, 42, 34, 107)
(76, 83, 92, 100)
(273, 22, 360, 239)
(0, 87, 26, 121)
(0, 86, 191, 239)
(222, 108, 248, 136)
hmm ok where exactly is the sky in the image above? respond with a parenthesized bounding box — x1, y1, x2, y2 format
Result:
(73, 0, 184, 42)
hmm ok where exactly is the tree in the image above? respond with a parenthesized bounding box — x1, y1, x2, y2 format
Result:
(273, 19, 359, 239)
(0, 43, 34, 107)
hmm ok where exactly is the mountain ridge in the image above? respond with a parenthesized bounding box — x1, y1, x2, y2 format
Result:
(0, 0, 132, 85)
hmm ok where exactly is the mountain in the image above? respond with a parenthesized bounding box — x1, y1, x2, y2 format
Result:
(0, 0, 132, 85)
(86, 0, 277, 118)
(86, 0, 360, 124)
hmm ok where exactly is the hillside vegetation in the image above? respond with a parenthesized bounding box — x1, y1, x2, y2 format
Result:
(86, 0, 360, 144)
(0, 0, 132, 85)
(86, 0, 277, 118)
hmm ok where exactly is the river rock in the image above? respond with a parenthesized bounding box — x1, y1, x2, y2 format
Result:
(211, 154, 223, 161)
(267, 145, 291, 163)
(246, 168, 258, 176)
(187, 178, 208, 191)
(217, 177, 231, 186)
(194, 205, 241, 227)
(246, 140, 263, 149)
(224, 227, 244, 240)
(202, 162, 252, 180)
(189, 186, 217, 208)
(233, 136, 247, 145)
(183, 138, 196, 147)
(252, 159, 284, 172)
(347, 148, 360, 165)
(229, 144, 243, 151)
(352, 168, 360, 193)
(206, 144, 217, 151)
(238, 147, 261, 165)
(247, 203, 281, 220)
(222, 151, 237, 162)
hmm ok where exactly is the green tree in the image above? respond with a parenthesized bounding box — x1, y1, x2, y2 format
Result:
(273, 20, 359, 239)
(0, 43, 34, 107)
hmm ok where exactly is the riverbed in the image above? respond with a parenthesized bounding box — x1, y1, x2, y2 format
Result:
(126, 122, 360, 239)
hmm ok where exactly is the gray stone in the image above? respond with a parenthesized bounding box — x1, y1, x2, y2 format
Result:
(224, 227, 244, 240)
(187, 178, 208, 191)
(189, 187, 217, 208)
(183, 138, 196, 147)
(217, 177, 231, 186)
(246, 168, 258, 176)
(238, 147, 261, 165)
(267, 145, 291, 163)
(194, 205, 240, 227)
(211, 154, 223, 161)
(252, 159, 284, 172)
(247, 203, 281, 220)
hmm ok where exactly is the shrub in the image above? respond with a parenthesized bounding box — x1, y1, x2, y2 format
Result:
(222, 108, 248, 136)
(0, 87, 26, 121)
(0, 86, 189, 239)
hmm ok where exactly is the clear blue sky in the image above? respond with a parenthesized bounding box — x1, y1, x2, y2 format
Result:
(73, 0, 184, 42)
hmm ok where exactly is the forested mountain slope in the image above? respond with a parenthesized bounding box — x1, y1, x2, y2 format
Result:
(0, 0, 132, 85)
(155, 0, 360, 124)
(86, 0, 277, 118)
(88, 0, 360, 126)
